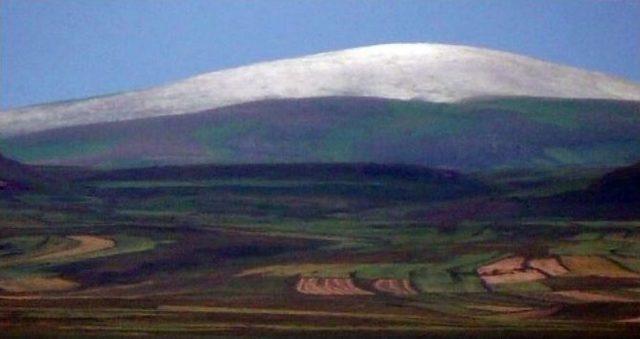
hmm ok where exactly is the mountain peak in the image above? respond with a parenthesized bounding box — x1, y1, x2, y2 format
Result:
(2, 43, 640, 136)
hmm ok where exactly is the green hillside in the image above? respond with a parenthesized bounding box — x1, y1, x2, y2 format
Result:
(2, 96, 639, 170)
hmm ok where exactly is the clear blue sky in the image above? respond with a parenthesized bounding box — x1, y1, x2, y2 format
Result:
(1, 0, 639, 109)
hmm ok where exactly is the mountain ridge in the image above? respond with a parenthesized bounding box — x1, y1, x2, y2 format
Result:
(2, 43, 640, 136)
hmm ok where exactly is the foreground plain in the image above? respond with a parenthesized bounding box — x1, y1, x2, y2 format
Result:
(1, 162, 640, 337)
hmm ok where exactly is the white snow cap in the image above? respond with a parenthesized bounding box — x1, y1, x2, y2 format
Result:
(2, 43, 640, 136)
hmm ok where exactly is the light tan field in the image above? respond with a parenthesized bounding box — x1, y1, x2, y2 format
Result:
(477, 256, 525, 275)
(31, 235, 115, 262)
(296, 277, 374, 295)
(69, 280, 156, 297)
(372, 279, 418, 296)
(618, 316, 640, 323)
(527, 258, 568, 276)
(0, 276, 79, 292)
(552, 290, 635, 303)
(236, 263, 354, 278)
(509, 305, 562, 319)
(0, 237, 78, 267)
(560, 256, 640, 278)
(467, 305, 534, 313)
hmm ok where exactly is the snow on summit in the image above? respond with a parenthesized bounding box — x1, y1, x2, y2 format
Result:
(2, 43, 640, 136)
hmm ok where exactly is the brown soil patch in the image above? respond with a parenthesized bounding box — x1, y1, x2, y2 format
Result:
(528, 258, 568, 276)
(552, 290, 636, 303)
(561, 256, 639, 279)
(32, 235, 115, 261)
(296, 277, 373, 296)
(479, 255, 640, 288)
(0, 276, 79, 292)
(477, 256, 525, 275)
(481, 270, 546, 285)
(372, 279, 418, 296)
(477, 256, 546, 286)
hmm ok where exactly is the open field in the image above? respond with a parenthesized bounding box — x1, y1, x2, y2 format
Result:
(372, 279, 418, 296)
(295, 277, 374, 296)
(1, 163, 640, 337)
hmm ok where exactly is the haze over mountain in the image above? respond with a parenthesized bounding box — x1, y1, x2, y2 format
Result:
(2, 43, 640, 136)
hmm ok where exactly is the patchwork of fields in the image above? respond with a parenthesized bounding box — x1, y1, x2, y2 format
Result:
(1, 166, 640, 337)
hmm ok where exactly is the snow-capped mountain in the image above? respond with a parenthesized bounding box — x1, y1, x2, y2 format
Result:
(2, 43, 640, 136)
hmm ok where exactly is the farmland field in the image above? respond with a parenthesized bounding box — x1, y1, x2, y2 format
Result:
(1, 163, 639, 338)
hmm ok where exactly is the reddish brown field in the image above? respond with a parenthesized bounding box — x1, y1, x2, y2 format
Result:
(371, 279, 418, 296)
(528, 257, 568, 276)
(477, 256, 546, 286)
(295, 277, 374, 296)
(477, 256, 525, 276)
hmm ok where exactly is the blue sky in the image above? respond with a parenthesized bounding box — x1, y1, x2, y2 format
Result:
(1, 0, 639, 109)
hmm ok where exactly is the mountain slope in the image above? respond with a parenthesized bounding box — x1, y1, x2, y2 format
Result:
(2, 43, 640, 136)
(3, 97, 639, 170)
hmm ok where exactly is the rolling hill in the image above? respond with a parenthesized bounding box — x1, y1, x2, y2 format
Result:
(1, 43, 639, 170)
(2, 96, 639, 170)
